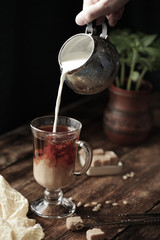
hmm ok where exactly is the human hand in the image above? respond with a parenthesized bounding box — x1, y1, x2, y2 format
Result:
(75, 0, 130, 27)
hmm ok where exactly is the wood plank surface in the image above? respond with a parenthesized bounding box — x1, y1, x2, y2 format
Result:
(0, 90, 160, 240)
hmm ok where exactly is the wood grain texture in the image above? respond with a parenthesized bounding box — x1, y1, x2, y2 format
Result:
(0, 91, 160, 240)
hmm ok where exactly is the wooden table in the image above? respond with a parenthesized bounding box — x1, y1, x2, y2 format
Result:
(1, 90, 160, 240)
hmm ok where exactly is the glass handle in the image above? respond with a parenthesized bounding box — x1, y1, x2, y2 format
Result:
(74, 140, 92, 176)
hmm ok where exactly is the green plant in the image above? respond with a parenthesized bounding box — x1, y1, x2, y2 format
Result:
(109, 29, 160, 91)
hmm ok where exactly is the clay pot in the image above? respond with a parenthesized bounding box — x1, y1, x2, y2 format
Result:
(103, 81, 153, 145)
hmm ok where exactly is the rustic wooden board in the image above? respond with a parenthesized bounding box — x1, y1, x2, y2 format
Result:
(0, 91, 160, 239)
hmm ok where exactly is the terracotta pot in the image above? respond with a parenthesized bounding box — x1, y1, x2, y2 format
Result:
(103, 81, 153, 145)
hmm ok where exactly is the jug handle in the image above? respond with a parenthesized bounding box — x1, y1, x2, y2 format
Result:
(85, 22, 108, 39)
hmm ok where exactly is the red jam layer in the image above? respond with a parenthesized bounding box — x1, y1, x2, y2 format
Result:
(33, 125, 78, 167)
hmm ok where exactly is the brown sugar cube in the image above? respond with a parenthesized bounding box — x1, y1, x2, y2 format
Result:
(93, 148, 104, 155)
(91, 155, 104, 167)
(86, 228, 105, 240)
(101, 155, 111, 166)
(104, 151, 118, 165)
(66, 216, 84, 231)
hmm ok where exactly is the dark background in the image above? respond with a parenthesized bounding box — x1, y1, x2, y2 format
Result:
(0, 0, 160, 134)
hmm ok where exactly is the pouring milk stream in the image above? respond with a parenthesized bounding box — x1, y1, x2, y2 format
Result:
(53, 36, 94, 132)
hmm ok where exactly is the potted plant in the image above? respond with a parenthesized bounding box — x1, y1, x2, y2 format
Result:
(104, 29, 160, 145)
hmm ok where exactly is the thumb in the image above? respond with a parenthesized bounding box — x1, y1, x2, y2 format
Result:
(75, 1, 110, 26)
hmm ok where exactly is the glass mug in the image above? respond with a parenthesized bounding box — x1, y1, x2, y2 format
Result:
(30, 115, 92, 218)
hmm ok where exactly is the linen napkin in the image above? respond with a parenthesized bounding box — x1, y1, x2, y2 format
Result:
(0, 175, 45, 240)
